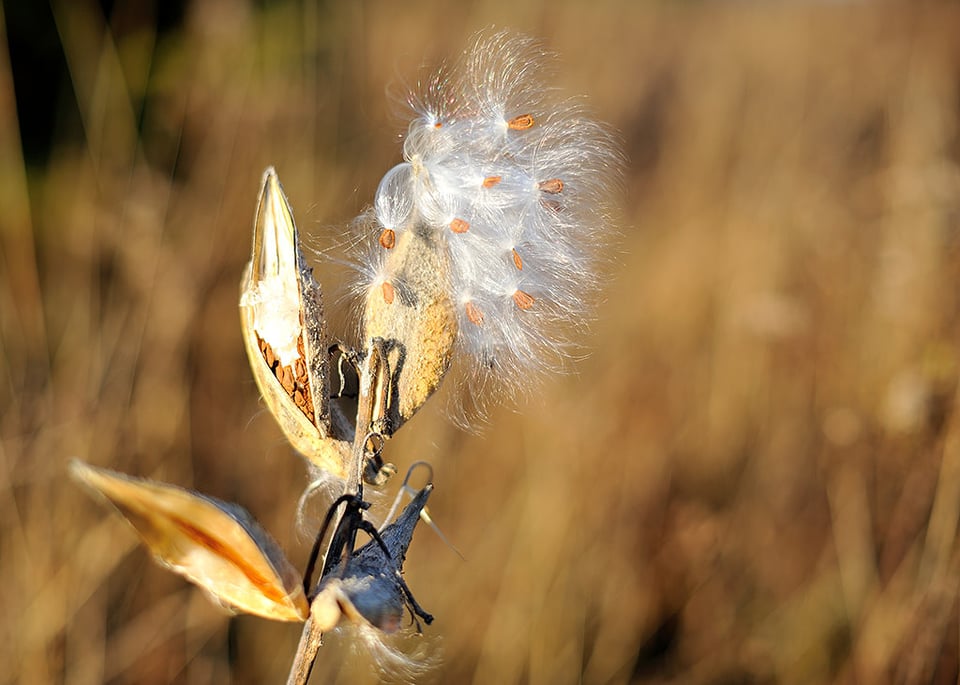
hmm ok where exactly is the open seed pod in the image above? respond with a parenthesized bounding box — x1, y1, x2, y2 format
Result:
(70, 460, 309, 622)
(240, 168, 355, 479)
(311, 484, 434, 633)
(362, 221, 458, 435)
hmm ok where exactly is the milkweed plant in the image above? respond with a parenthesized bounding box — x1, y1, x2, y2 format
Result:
(71, 30, 623, 683)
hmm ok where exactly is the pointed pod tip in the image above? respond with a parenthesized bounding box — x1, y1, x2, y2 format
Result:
(259, 167, 282, 197)
(409, 483, 433, 510)
(67, 457, 89, 479)
(69, 459, 109, 501)
(259, 169, 289, 211)
(68, 459, 130, 500)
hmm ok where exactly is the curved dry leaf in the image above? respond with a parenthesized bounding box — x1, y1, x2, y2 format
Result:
(69, 460, 308, 622)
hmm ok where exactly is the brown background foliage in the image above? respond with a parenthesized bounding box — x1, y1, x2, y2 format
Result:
(4, 1, 960, 683)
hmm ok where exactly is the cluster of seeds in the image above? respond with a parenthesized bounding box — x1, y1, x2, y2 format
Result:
(357, 30, 622, 419)
(257, 332, 316, 425)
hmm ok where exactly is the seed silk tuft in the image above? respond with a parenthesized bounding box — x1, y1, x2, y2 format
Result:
(357, 30, 624, 423)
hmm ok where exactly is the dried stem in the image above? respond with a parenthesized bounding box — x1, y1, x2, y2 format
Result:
(286, 342, 387, 685)
(286, 614, 325, 685)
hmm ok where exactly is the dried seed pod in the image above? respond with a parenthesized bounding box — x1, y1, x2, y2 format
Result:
(311, 485, 434, 633)
(363, 225, 458, 434)
(240, 169, 356, 480)
(359, 30, 624, 426)
(70, 460, 308, 622)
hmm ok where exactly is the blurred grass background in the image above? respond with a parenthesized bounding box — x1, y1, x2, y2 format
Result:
(3, 0, 960, 683)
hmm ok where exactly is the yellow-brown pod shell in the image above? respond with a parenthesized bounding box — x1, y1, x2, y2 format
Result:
(240, 168, 354, 479)
(363, 223, 458, 434)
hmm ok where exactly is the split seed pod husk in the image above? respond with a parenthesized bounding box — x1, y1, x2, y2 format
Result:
(363, 225, 458, 435)
(240, 168, 354, 479)
(312, 484, 434, 633)
(70, 460, 309, 622)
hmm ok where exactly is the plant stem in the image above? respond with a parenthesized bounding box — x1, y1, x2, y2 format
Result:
(286, 343, 385, 685)
(286, 614, 324, 685)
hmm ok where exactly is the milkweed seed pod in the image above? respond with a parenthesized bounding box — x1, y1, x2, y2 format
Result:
(70, 461, 309, 622)
(359, 30, 624, 429)
(240, 169, 354, 479)
(70, 459, 432, 631)
(311, 485, 433, 634)
(360, 210, 459, 435)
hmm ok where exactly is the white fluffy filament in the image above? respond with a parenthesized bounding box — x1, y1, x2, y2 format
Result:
(360, 30, 623, 422)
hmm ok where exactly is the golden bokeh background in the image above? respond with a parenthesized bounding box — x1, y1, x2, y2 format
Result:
(4, 1, 960, 683)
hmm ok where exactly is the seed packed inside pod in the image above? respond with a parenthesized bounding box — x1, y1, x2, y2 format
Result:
(239, 169, 356, 480)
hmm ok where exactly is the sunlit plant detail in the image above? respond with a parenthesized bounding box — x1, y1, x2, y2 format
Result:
(71, 29, 622, 682)
(70, 460, 310, 623)
(359, 30, 623, 426)
(240, 170, 358, 481)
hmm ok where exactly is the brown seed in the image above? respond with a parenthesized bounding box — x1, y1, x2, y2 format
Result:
(434, 121, 443, 129)
(450, 218, 470, 234)
(513, 290, 535, 310)
(294, 358, 306, 381)
(294, 389, 306, 410)
(537, 178, 564, 194)
(264, 341, 277, 369)
(379, 228, 396, 249)
(482, 175, 502, 188)
(296, 334, 304, 357)
(507, 113, 535, 130)
(465, 301, 484, 326)
(278, 364, 295, 394)
(540, 198, 563, 213)
(512, 248, 523, 271)
(381, 281, 395, 304)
